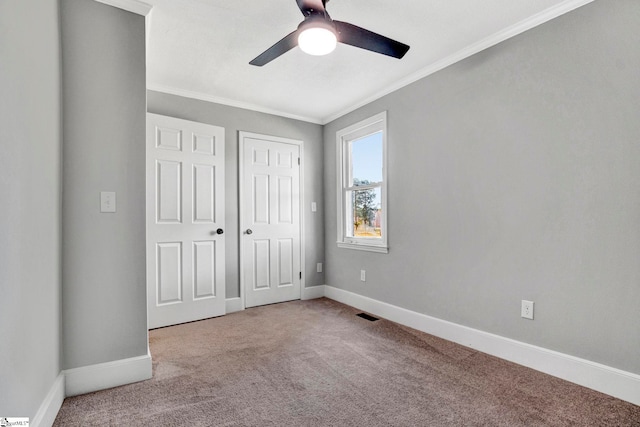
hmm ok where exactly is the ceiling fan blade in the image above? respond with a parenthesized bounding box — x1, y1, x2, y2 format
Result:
(249, 30, 299, 66)
(334, 21, 410, 59)
(296, 0, 327, 16)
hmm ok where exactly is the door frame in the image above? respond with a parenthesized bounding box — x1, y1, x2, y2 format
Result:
(238, 131, 305, 310)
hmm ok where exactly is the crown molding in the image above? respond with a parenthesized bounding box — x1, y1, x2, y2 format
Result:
(94, 0, 152, 16)
(147, 83, 323, 125)
(321, 0, 595, 124)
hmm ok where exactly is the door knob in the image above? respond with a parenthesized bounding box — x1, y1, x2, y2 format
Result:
(216, 228, 224, 235)
(246, 229, 253, 235)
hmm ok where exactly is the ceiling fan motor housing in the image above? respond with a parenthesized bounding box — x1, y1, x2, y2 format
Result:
(298, 15, 336, 35)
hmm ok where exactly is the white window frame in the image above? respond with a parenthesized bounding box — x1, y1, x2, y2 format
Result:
(336, 111, 388, 253)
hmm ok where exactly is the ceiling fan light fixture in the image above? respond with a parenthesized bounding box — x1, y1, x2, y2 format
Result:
(298, 25, 337, 56)
(249, 0, 410, 66)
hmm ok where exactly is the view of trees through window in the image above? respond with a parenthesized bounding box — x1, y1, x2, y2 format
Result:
(351, 181, 381, 237)
(349, 132, 383, 238)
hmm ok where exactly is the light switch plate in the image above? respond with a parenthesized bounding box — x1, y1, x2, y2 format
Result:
(100, 191, 116, 213)
(311, 202, 317, 212)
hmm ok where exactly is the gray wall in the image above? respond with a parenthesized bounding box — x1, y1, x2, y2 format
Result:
(62, 0, 148, 369)
(324, 0, 640, 375)
(147, 91, 325, 298)
(0, 0, 62, 418)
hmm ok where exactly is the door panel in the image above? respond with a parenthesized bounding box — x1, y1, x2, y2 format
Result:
(193, 164, 215, 223)
(193, 133, 215, 155)
(241, 133, 302, 308)
(156, 160, 181, 223)
(253, 239, 271, 290)
(253, 174, 270, 224)
(277, 176, 292, 223)
(156, 127, 182, 151)
(193, 240, 216, 299)
(157, 242, 182, 304)
(147, 113, 225, 329)
(277, 238, 293, 286)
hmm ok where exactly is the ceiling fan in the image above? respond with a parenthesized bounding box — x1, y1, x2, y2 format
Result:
(250, 0, 410, 66)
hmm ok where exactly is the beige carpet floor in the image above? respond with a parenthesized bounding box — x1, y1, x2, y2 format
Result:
(54, 298, 640, 426)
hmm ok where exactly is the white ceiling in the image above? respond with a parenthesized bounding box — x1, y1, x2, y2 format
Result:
(145, 0, 593, 124)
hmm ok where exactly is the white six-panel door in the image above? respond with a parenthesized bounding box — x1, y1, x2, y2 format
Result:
(147, 113, 225, 329)
(240, 132, 302, 308)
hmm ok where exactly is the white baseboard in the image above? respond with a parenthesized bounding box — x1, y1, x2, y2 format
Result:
(225, 297, 243, 314)
(32, 373, 65, 427)
(324, 285, 640, 406)
(64, 352, 152, 397)
(302, 285, 326, 300)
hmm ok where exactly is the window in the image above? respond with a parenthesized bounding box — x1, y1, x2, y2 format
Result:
(336, 111, 388, 253)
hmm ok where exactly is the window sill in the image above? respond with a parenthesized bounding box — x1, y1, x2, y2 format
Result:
(337, 242, 389, 254)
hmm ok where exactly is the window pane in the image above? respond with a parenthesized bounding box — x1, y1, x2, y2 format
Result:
(348, 187, 382, 239)
(351, 131, 382, 186)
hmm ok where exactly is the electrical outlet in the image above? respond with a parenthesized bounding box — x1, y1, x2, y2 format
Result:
(317, 263, 322, 273)
(360, 270, 366, 281)
(521, 300, 534, 320)
(100, 191, 116, 213)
